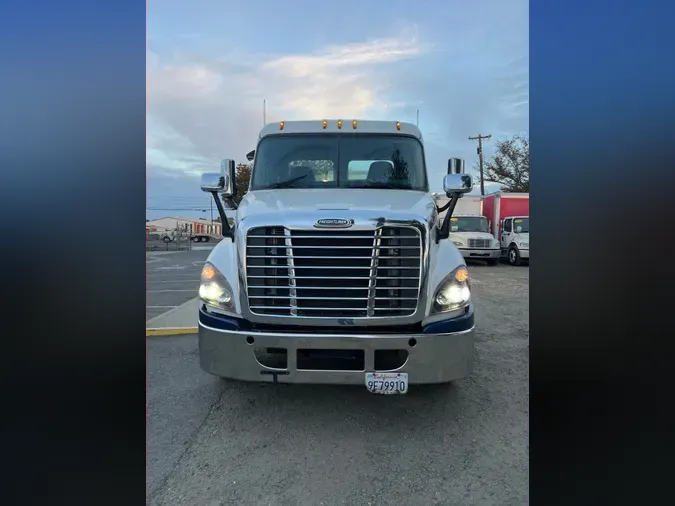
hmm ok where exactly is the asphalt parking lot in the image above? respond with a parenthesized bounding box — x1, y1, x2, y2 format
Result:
(147, 262, 529, 505)
(147, 247, 214, 321)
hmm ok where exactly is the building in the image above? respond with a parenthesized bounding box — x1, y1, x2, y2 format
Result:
(146, 217, 223, 237)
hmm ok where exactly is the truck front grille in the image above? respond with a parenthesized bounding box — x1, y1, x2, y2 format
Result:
(468, 238, 491, 248)
(245, 226, 422, 318)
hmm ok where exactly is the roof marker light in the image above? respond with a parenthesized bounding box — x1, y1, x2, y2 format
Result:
(322, 120, 328, 129)
(337, 120, 343, 129)
(352, 120, 358, 129)
(396, 121, 401, 130)
(279, 121, 285, 130)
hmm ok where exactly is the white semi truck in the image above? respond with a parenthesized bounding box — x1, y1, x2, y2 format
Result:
(196, 120, 475, 394)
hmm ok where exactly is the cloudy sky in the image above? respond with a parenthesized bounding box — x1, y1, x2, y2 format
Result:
(147, 0, 528, 220)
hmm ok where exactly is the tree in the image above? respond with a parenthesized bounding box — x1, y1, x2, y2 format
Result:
(222, 163, 252, 208)
(289, 160, 334, 181)
(390, 148, 410, 181)
(480, 134, 529, 193)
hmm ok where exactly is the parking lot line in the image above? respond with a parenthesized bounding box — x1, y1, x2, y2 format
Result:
(147, 289, 197, 293)
(146, 327, 198, 337)
(147, 279, 199, 283)
(147, 272, 202, 276)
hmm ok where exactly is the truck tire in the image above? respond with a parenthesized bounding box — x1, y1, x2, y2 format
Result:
(163, 236, 171, 243)
(508, 245, 521, 266)
(204, 237, 210, 242)
(192, 236, 200, 243)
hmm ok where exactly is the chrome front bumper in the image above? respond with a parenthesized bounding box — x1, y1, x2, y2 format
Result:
(459, 248, 501, 259)
(198, 310, 475, 385)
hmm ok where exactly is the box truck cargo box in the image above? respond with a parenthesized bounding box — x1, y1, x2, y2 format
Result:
(481, 192, 529, 265)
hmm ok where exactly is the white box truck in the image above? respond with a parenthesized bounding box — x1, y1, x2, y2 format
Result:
(196, 119, 476, 394)
(435, 195, 500, 265)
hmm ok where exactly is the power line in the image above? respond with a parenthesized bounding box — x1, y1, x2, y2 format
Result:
(469, 134, 491, 196)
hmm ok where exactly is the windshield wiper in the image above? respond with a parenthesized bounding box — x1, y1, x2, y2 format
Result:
(351, 181, 408, 189)
(258, 175, 308, 190)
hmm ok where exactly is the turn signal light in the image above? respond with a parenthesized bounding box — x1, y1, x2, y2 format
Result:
(202, 265, 216, 280)
(455, 267, 469, 283)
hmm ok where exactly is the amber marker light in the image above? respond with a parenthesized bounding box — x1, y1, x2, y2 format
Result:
(455, 267, 469, 283)
(202, 265, 216, 280)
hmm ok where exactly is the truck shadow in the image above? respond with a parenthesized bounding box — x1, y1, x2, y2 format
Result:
(212, 376, 477, 429)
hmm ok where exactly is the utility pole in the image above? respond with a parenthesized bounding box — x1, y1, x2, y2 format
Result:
(469, 134, 491, 196)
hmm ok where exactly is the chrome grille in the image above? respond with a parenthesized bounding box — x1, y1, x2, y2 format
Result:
(468, 238, 491, 248)
(246, 226, 422, 318)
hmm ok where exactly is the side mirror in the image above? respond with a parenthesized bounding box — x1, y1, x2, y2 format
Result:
(443, 173, 472, 196)
(436, 173, 473, 244)
(219, 158, 237, 197)
(200, 172, 228, 193)
(447, 158, 465, 174)
(246, 150, 255, 162)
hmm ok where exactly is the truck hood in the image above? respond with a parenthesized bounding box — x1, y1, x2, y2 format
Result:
(238, 189, 436, 223)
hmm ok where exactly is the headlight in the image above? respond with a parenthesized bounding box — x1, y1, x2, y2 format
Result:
(493, 239, 500, 248)
(431, 265, 471, 314)
(199, 262, 235, 311)
(452, 241, 463, 247)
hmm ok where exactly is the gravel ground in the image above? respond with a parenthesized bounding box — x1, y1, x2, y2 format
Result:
(147, 262, 529, 505)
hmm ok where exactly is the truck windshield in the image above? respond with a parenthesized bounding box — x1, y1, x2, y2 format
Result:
(450, 216, 489, 233)
(513, 218, 529, 233)
(250, 134, 428, 191)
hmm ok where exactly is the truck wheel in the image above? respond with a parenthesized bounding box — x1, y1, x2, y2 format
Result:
(163, 236, 171, 243)
(204, 237, 210, 243)
(487, 258, 499, 266)
(508, 245, 521, 266)
(192, 236, 200, 243)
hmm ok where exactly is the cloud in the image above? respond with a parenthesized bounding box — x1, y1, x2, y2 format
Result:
(146, 36, 425, 183)
(146, 2, 528, 217)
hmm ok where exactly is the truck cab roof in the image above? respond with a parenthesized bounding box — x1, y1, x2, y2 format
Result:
(259, 120, 423, 141)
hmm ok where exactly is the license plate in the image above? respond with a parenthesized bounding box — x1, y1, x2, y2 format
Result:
(365, 372, 408, 395)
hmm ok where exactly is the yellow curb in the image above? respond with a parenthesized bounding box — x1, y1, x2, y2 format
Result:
(146, 326, 198, 337)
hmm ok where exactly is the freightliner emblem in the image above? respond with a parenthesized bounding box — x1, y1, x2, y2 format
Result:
(314, 218, 354, 228)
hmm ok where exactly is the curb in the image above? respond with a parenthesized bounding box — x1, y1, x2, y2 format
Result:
(146, 326, 198, 337)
